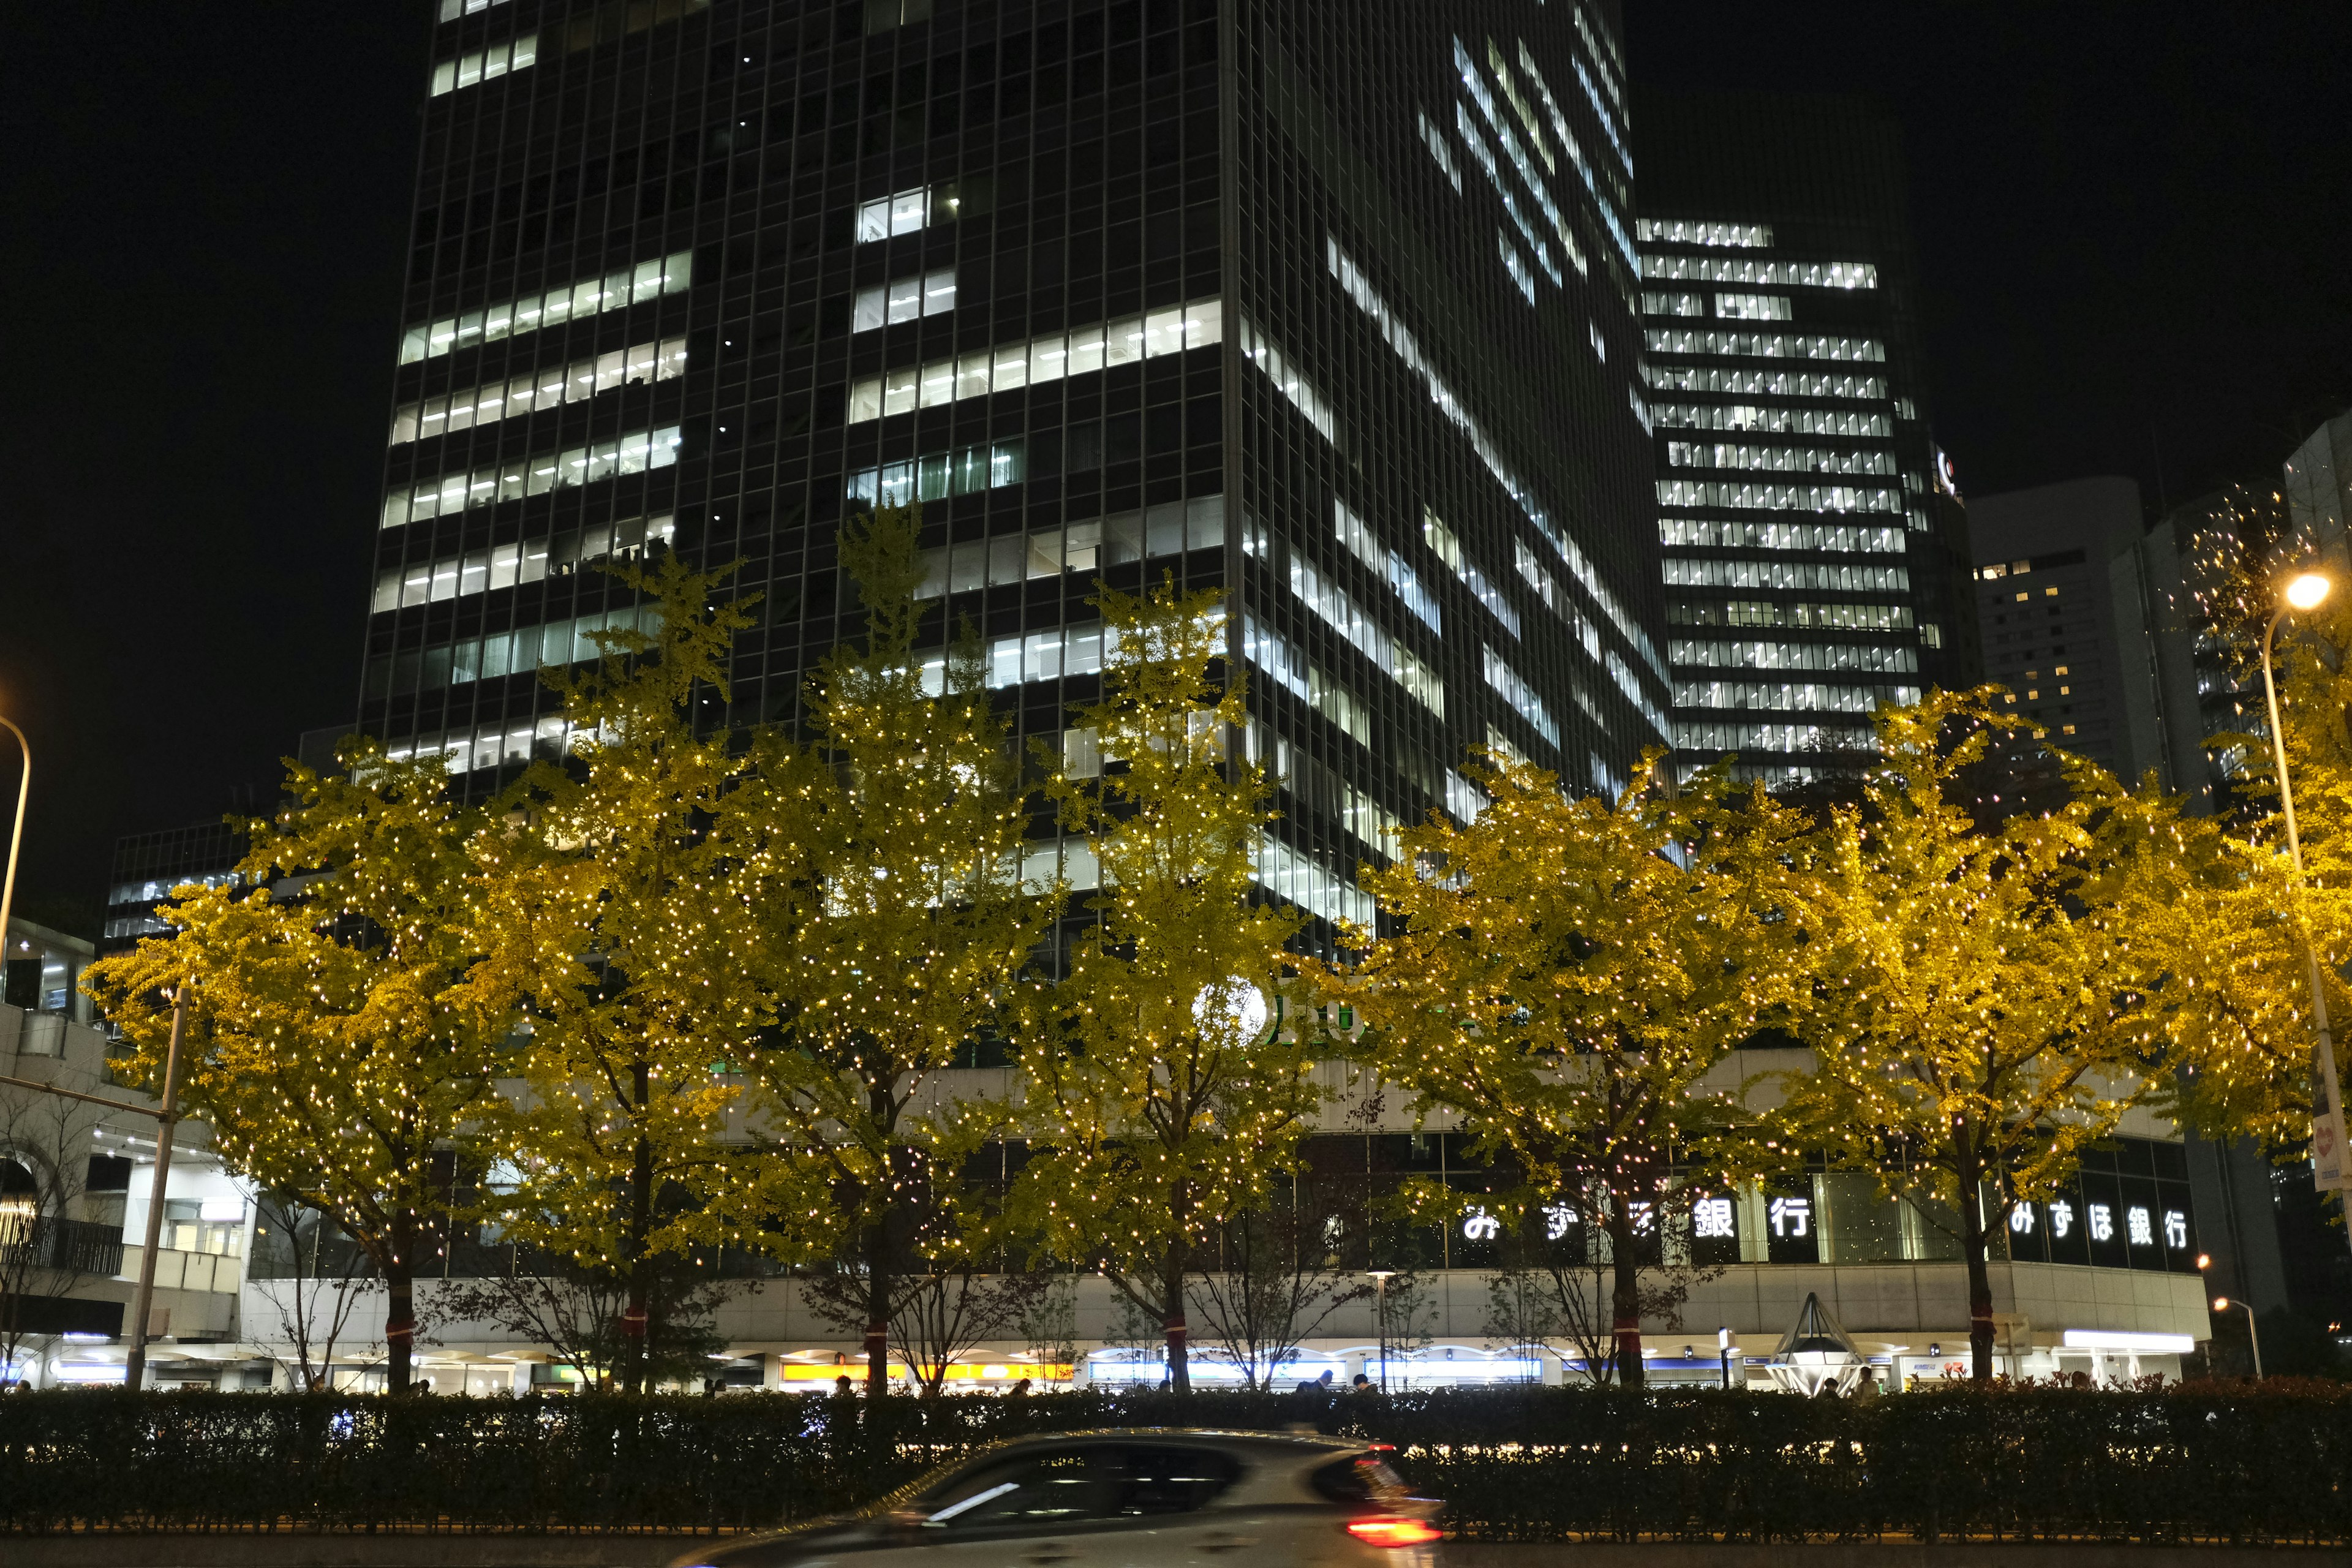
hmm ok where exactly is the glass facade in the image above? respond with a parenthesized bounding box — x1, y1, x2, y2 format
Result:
(1634, 94, 1978, 783)
(360, 0, 1667, 938)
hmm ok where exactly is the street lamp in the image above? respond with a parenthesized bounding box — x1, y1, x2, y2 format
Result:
(0, 714, 26, 962)
(2212, 1295, 2264, 1381)
(1366, 1270, 1395, 1393)
(2256, 571, 2352, 1219)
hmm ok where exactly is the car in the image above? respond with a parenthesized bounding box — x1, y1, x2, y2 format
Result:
(667, 1428, 1442, 1567)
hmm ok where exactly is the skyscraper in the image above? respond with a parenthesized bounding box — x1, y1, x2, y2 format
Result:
(359, 0, 1668, 933)
(1633, 92, 1976, 783)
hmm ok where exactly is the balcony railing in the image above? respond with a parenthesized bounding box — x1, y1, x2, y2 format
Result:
(0, 1216, 127, 1277)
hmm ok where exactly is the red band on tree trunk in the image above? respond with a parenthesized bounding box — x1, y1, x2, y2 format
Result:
(621, 1307, 649, 1339)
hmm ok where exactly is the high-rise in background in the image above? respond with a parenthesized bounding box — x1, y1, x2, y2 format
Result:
(352, 0, 1668, 947)
(1632, 92, 1978, 783)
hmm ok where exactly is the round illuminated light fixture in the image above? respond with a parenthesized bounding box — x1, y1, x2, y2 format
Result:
(2286, 573, 2332, 611)
(1192, 976, 1270, 1042)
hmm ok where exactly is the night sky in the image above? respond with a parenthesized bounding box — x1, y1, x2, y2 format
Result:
(2, 2, 2348, 924)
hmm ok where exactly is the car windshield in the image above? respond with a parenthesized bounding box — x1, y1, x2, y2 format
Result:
(913, 1444, 1245, 1531)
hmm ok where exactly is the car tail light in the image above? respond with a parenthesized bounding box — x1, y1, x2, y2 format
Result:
(1346, 1517, 1442, 1548)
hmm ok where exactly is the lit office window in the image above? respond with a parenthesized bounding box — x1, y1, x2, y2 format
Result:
(1645, 366, 1888, 401)
(863, 0, 932, 34)
(848, 440, 1025, 508)
(1660, 559, 1912, 594)
(382, 428, 681, 529)
(1666, 601, 1916, 631)
(1665, 443, 1898, 478)
(1643, 254, 1877, 289)
(1289, 554, 1444, 718)
(916, 498, 1225, 598)
(439, 0, 511, 18)
(366, 604, 665, 699)
(1655, 480, 1904, 515)
(373, 515, 674, 612)
(1645, 329, 1885, 363)
(430, 34, 536, 96)
(853, 270, 957, 331)
(855, 178, 990, 242)
(1675, 721, 1879, 755)
(1658, 518, 1905, 555)
(391, 339, 685, 445)
(1670, 639, 1918, 675)
(1642, 292, 1705, 317)
(1417, 108, 1463, 193)
(1714, 293, 1792, 321)
(850, 300, 1221, 421)
(1424, 510, 1521, 639)
(1653, 404, 1893, 438)
(399, 252, 690, 365)
(1483, 648, 1560, 749)
(1635, 219, 1773, 248)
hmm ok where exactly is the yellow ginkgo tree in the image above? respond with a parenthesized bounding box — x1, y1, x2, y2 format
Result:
(1347, 752, 1815, 1387)
(1767, 692, 2196, 1382)
(741, 505, 1055, 1395)
(85, 748, 503, 1390)
(1010, 583, 1313, 1392)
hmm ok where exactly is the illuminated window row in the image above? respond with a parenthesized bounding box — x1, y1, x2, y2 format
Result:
(848, 300, 1220, 421)
(392, 338, 684, 445)
(916, 497, 1224, 598)
(390, 715, 589, 776)
(1715, 293, 1792, 322)
(1289, 552, 1444, 718)
(1455, 103, 1566, 286)
(1667, 443, 1898, 478)
(1455, 42, 1569, 285)
(913, 624, 1103, 695)
(1654, 404, 1892, 438)
(364, 605, 661, 699)
(1500, 232, 1538, 303)
(1484, 647, 1559, 749)
(1659, 518, 1906, 555)
(1657, 480, 1904, 515)
(856, 178, 989, 242)
(1667, 600, 1917, 631)
(1240, 317, 1338, 445)
(1643, 255, 1878, 290)
(1326, 239, 1662, 684)
(1256, 838, 1376, 930)
(1670, 639, 1919, 675)
(1513, 539, 1565, 623)
(1510, 40, 1618, 273)
(1423, 510, 1522, 639)
(1637, 219, 1773, 248)
(848, 440, 1024, 508)
(1243, 616, 1374, 748)
(1644, 292, 1703, 318)
(400, 251, 690, 365)
(853, 269, 957, 331)
(431, 33, 535, 96)
(1335, 501, 1441, 634)
(1249, 723, 1403, 858)
(1418, 108, 1463, 194)
(374, 514, 674, 612)
(439, 0, 511, 18)
(1675, 721, 1876, 755)
(1646, 329, 1885, 363)
(1663, 559, 1911, 594)
(1675, 680, 1918, 714)
(382, 427, 680, 530)
(1628, 385, 1652, 435)
(1645, 366, 1888, 401)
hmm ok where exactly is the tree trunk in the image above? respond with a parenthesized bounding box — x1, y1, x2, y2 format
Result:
(622, 1063, 655, 1393)
(864, 1076, 904, 1397)
(383, 1213, 415, 1391)
(1607, 1203, 1644, 1389)
(1958, 1136, 1995, 1384)
(1163, 1246, 1191, 1392)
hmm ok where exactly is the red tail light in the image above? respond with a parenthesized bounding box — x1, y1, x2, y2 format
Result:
(1346, 1517, 1442, 1548)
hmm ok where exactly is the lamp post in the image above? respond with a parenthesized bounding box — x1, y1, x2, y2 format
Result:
(2213, 1295, 2264, 1381)
(1366, 1270, 1394, 1393)
(2256, 571, 2352, 1218)
(0, 714, 26, 965)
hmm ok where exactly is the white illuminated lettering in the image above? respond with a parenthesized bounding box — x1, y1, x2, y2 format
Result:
(2163, 1211, 2188, 1250)
(2089, 1204, 2114, 1242)
(1463, 1208, 1501, 1242)
(1693, 1197, 1735, 1239)
(2048, 1200, 2075, 1238)
(1768, 1196, 1811, 1238)
(2127, 1207, 2154, 1247)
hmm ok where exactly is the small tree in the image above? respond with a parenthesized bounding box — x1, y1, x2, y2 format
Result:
(437, 1251, 737, 1390)
(86, 751, 503, 1390)
(247, 1193, 375, 1391)
(1349, 753, 1812, 1386)
(1011, 582, 1314, 1391)
(1770, 693, 2195, 1382)
(1186, 1204, 1370, 1390)
(742, 505, 1050, 1394)
(464, 555, 786, 1392)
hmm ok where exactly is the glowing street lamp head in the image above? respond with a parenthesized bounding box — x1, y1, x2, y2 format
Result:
(2285, 573, 2332, 611)
(2212, 1295, 2231, 1313)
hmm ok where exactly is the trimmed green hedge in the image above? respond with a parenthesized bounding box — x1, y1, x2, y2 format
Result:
(2, 1385, 2347, 1542)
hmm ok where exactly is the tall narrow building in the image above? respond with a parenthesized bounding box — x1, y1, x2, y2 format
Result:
(1633, 92, 1976, 783)
(359, 0, 1668, 934)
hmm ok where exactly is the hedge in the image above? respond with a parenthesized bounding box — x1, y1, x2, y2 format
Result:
(2, 1384, 2348, 1542)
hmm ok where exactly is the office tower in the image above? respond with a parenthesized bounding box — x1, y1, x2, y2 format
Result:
(358, 0, 1669, 937)
(1634, 92, 1977, 783)
(100, 820, 247, 957)
(1965, 477, 2169, 785)
(2285, 409, 2352, 559)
